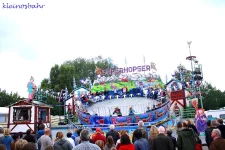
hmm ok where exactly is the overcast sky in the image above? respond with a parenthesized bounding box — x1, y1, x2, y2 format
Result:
(0, 0, 225, 97)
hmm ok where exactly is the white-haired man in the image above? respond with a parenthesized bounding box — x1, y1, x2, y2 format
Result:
(73, 129, 100, 150)
(152, 126, 173, 150)
(209, 129, 225, 150)
(106, 124, 120, 144)
(132, 120, 148, 143)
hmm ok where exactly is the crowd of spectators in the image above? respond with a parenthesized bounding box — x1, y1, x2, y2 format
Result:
(0, 118, 224, 150)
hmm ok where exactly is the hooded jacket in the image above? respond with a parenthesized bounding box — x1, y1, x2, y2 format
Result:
(177, 128, 196, 150)
(53, 138, 73, 150)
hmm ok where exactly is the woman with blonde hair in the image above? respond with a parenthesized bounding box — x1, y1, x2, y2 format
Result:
(15, 139, 28, 150)
(1, 128, 13, 150)
(187, 119, 199, 135)
(53, 132, 73, 150)
(149, 125, 159, 146)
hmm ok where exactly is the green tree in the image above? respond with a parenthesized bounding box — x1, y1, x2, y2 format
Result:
(44, 56, 112, 93)
(0, 90, 21, 107)
(57, 65, 75, 92)
(50, 64, 60, 91)
(199, 81, 225, 110)
(40, 78, 50, 90)
(46, 96, 63, 116)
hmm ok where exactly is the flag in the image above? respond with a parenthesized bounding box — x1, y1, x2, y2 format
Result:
(192, 98, 198, 111)
(143, 55, 146, 65)
(150, 62, 157, 70)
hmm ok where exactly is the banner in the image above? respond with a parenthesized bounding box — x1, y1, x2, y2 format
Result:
(102, 65, 151, 75)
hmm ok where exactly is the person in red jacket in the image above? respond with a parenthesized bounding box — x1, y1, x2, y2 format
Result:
(92, 128, 106, 145)
(118, 134, 135, 150)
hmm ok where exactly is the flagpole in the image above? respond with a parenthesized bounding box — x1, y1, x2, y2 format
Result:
(143, 55, 146, 75)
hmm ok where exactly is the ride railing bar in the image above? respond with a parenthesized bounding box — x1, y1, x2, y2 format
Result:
(68, 118, 169, 130)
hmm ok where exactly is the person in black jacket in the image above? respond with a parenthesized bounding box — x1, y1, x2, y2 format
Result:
(132, 121, 148, 143)
(217, 118, 225, 139)
(23, 129, 35, 143)
(167, 129, 176, 150)
(152, 126, 174, 150)
(106, 124, 120, 144)
(205, 120, 218, 148)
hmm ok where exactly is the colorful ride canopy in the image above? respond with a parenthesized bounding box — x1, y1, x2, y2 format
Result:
(91, 72, 164, 93)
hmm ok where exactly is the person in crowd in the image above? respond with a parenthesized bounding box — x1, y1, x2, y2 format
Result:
(0, 128, 13, 150)
(116, 130, 127, 149)
(132, 121, 148, 143)
(210, 128, 225, 150)
(75, 129, 82, 145)
(92, 128, 106, 145)
(152, 126, 173, 150)
(217, 118, 225, 139)
(148, 125, 158, 147)
(10, 134, 19, 150)
(106, 125, 119, 144)
(0, 128, 4, 139)
(133, 129, 150, 150)
(23, 129, 35, 143)
(66, 132, 75, 148)
(0, 144, 6, 150)
(129, 106, 135, 116)
(167, 129, 176, 150)
(73, 129, 101, 150)
(176, 121, 182, 134)
(17, 132, 23, 139)
(44, 146, 54, 150)
(177, 121, 197, 150)
(37, 124, 45, 140)
(37, 118, 43, 131)
(146, 106, 151, 113)
(53, 132, 73, 150)
(187, 119, 199, 135)
(95, 140, 104, 150)
(15, 139, 28, 150)
(71, 129, 79, 142)
(37, 124, 45, 150)
(54, 132, 60, 143)
(118, 134, 135, 150)
(205, 120, 218, 148)
(112, 107, 122, 117)
(38, 128, 53, 150)
(21, 143, 36, 150)
(105, 136, 115, 150)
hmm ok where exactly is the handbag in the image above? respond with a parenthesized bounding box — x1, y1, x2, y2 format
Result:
(191, 129, 202, 150)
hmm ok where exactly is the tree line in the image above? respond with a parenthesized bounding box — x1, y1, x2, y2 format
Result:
(40, 56, 112, 93)
(0, 90, 23, 107)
